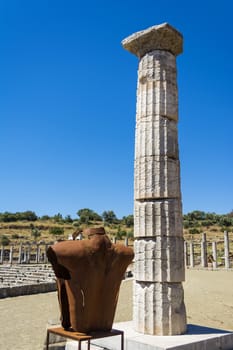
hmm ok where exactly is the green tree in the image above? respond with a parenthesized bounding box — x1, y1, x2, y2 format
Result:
(102, 210, 118, 224)
(122, 215, 134, 227)
(185, 211, 206, 221)
(0, 212, 17, 222)
(219, 216, 233, 227)
(53, 213, 63, 223)
(201, 220, 214, 228)
(77, 208, 102, 224)
(189, 228, 200, 235)
(20, 211, 38, 221)
(31, 227, 41, 240)
(116, 227, 127, 240)
(0, 211, 37, 222)
(183, 220, 191, 229)
(40, 215, 51, 221)
(49, 227, 64, 237)
(206, 212, 218, 223)
(126, 230, 134, 239)
(0, 235, 10, 246)
(64, 215, 73, 223)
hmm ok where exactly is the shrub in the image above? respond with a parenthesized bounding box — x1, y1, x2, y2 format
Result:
(189, 228, 200, 235)
(102, 210, 118, 224)
(183, 220, 191, 229)
(31, 228, 41, 240)
(64, 215, 73, 223)
(126, 231, 134, 239)
(77, 208, 102, 224)
(201, 220, 214, 227)
(0, 235, 10, 246)
(73, 221, 80, 227)
(40, 215, 51, 221)
(121, 215, 134, 227)
(49, 227, 64, 236)
(116, 228, 127, 240)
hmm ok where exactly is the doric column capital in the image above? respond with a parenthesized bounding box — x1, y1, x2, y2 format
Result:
(122, 23, 183, 58)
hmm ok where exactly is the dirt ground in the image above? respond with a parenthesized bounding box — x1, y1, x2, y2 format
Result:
(0, 269, 233, 350)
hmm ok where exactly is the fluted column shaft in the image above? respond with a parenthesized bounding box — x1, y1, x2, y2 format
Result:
(122, 23, 187, 335)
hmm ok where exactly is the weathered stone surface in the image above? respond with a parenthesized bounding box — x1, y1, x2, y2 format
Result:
(135, 115, 179, 158)
(122, 23, 186, 335)
(136, 79, 178, 121)
(138, 50, 177, 83)
(134, 199, 183, 238)
(134, 155, 181, 200)
(136, 51, 178, 120)
(122, 23, 183, 58)
(133, 281, 186, 335)
(134, 237, 185, 282)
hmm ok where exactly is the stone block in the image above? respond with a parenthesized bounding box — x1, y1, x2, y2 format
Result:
(134, 199, 183, 238)
(134, 155, 181, 199)
(135, 50, 178, 121)
(135, 115, 178, 158)
(133, 281, 186, 335)
(134, 237, 185, 282)
(122, 23, 183, 58)
(136, 81, 178, 121)
(138, 50, 177, 82)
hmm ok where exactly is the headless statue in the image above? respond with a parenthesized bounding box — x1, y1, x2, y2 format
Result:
(47, 227, 134, 333)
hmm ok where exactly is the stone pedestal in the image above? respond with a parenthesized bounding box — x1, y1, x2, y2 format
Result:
(122, 23, 186, 335)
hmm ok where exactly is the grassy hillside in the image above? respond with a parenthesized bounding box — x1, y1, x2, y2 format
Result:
(0, 219, 133, 246)
(0, 209, 233, 247)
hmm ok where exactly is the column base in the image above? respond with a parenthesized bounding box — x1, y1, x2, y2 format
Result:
(92, 321, 233, 350)
(133, 281, 186, 335)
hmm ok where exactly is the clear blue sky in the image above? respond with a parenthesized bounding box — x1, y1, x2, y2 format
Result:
(0, 0, 232, 219)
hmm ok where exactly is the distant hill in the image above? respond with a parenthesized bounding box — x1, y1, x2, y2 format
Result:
(0, 209, 232, 246)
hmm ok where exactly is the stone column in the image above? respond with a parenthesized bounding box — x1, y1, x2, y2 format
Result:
(201, 233, 207, 268)
(18, 244, 22, 264)
(9, 246, 13, 264)
(36, 244, 40, 263)
(27, 244, 31, 263)
(0, 246, 4, 263)
(212, 241, 218, 269)
(44, 244, 48, 263)
(23, 247, 27, 263)
(122, 23, 186, 335)
(224, 231, 230, 269)
(184, 241, 188, 267)
(189, 242, 194, 268)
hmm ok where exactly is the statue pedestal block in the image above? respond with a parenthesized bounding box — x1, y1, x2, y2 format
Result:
(90, 322, 233, 350)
